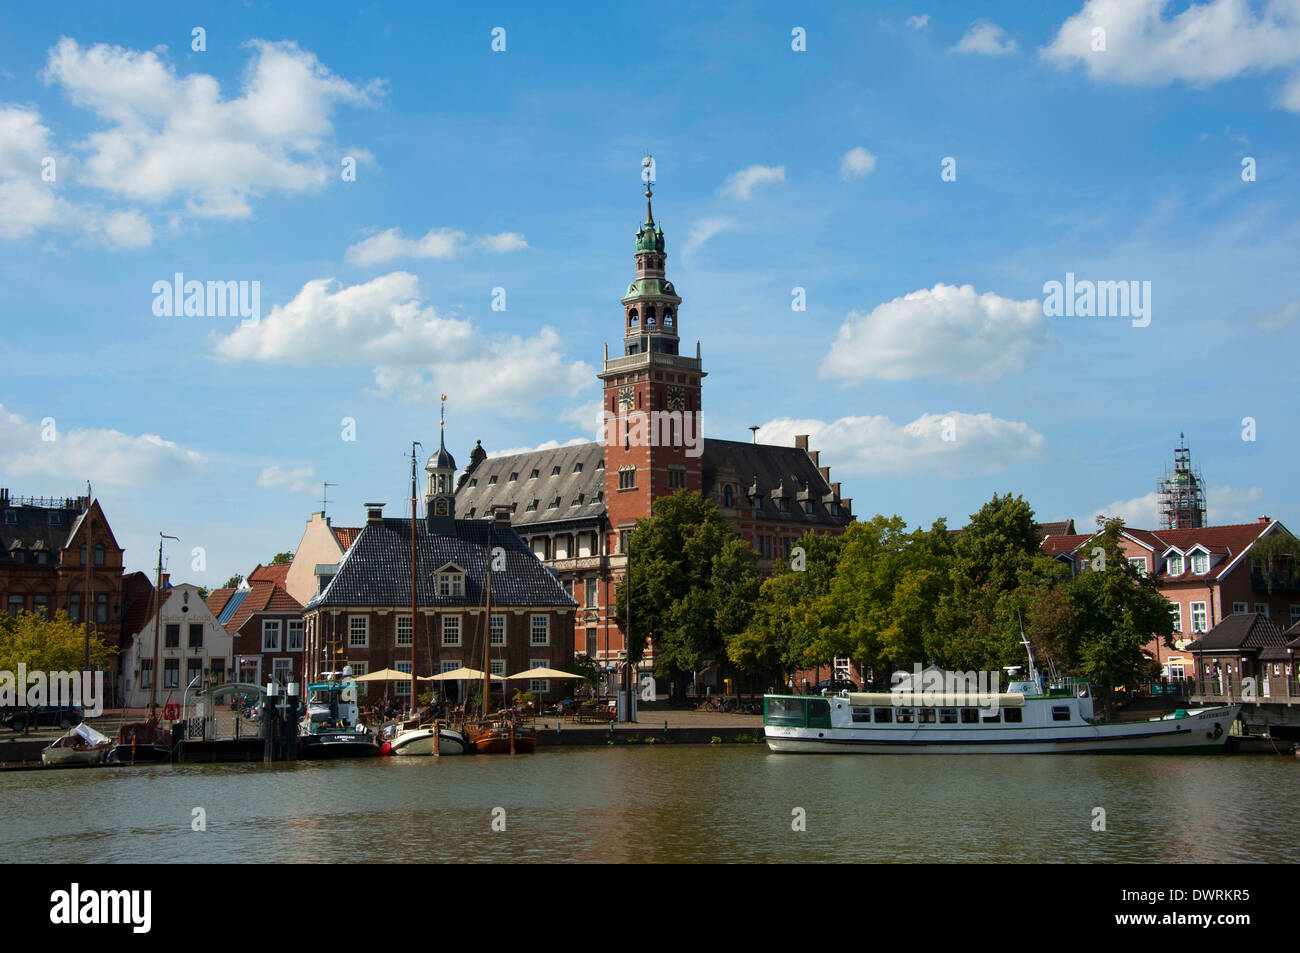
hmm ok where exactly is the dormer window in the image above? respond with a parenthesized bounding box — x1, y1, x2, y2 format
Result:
(529, 469, 539, 479)
(803, 501, 815, 515)
(488, 475, 498, 485)
(751, 495, 763, 512)
(573, 462, 583, 474)
(48, 511, 61, 525)
(1166, 553, 1185, 575)
(508, 472, 518, 482)
(469, 479, 478, 487)
(551, 466, 561, 476)
(526, 499, 538, 512)
(548, 496, 560, 509)
(723, 486, 735, 508)
(435, 566, 466, 597)
(1191, 552, 1209, 575)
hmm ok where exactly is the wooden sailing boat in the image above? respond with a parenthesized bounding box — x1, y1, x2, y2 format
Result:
(462, 554, 536, 754)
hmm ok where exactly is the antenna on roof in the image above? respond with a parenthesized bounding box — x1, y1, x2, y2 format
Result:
(321, 482, 337, 515)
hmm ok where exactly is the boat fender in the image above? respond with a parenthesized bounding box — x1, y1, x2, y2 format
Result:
(379, 741, 392, 756)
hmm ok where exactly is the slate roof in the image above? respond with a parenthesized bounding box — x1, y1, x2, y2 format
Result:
(0, 497, 83, 564)
(120, 571, 158, 638)
(308, 517, 576, 610)
(451, 437, 852, 531)
(454, 442, 606, 528)
(700, 438, 849, 527)
(1184, 613, 1286, 652)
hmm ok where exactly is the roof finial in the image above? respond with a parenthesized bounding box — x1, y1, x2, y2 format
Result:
(641, 153, 656, 224)
(439, 393, 447, 441)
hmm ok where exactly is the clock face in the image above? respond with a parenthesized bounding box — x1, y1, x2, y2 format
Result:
(618, 385, 635, 410)
(666, 387, 685, 411)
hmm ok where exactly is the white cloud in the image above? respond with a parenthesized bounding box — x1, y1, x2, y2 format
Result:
(682, 217, 736, 257)
(1043, 0, 1300, 111)
(720, 164, 785, 200)
(820, 283, 1047, 383)
(0, 403, 204, 485)
(42, 37, 381, 218)
(344, 227, 528, 265)
(839, 147, 877, 180)
(757, 412, 1045, 478)
(1255, 298, 1300, 330)
(1089, 485, 1266, 528)
(907, 14, 931, 30)
(212, 272, 591, 414)
(951, 19, 1018, 55)
(559, 400, 604, 436)
(486, 438, 592, 459)
(258, 465, 317, 494)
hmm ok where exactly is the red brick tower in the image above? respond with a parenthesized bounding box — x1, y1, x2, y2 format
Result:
(598, 174, 706, 554)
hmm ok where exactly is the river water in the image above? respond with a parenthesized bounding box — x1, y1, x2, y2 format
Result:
(1, 747, 1295, 863)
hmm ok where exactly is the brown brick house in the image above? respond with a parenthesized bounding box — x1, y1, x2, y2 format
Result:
(207, 580, 304, 689)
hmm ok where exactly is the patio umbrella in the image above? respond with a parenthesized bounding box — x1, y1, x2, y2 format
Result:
(354, 668, 415, 682)
(505, 668, 586, 680)
(424, 667, 505, 681)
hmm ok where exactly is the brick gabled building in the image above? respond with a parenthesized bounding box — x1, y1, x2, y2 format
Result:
(207, 580, 304, 689)
(452, 184, 853, 670)
(1043, 518, 1298, 679)
(303, 440, 577, 707)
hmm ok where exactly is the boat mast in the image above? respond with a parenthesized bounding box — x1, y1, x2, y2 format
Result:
(410, 440, 422, 716)
(482, 559, 492, 718)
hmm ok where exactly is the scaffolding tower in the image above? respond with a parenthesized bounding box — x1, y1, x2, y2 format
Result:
(1157, 434, 1206, 530)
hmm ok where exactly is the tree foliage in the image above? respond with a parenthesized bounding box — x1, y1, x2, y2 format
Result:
(0, 610, 115, 673)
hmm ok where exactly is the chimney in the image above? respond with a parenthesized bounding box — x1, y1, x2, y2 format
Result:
(492, 504, 512, 528)
(1258, 515, 1271, 524)
(810, 450, 820, 466)
(819, 466, 831, 483)
(794, 434, 809, 451)
(160, 572, 170, 589)
(364, 502, 386, 525)
(831, 482, 841, 498)
(0, 488, 7, 507)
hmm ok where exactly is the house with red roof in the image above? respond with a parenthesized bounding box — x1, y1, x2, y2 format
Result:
(207, 580, 304, 689)
(282, 513, 361, 606)
(1043, 517, 1298, 680)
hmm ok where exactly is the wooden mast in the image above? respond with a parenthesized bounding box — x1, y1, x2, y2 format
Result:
(482, 559, 492, 718)
(409, 441, 422, 716)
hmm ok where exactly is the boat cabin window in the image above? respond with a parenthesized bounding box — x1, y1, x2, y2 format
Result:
(917, 708, 936, 724)
(764, 697, 806, 727)
(1052, 706, 1071, 722)
(873, 708, 892, 724)
(939, 708, 958, 724)
(981, 710, 1001, 723)
(851, 707, 872, 723)
(1003, 708, 1023, 723)
(896, 708, 915, 724)
(806, 699, 831, 729)
(960, 708, 980, 724)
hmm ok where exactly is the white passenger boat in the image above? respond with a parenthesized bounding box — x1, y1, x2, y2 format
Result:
(764, 664, 1239, 755)
(42, 723, 112, 766)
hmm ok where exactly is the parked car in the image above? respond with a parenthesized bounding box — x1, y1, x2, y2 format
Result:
(3, 705, 85, 731)
(817, 678, 858, 694)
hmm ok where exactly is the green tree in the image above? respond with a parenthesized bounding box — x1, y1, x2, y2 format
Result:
(1067, 518, 1175, 715)
(0, 610, 115, 673)
(614, 491, 761, 697)
(222, 575, 242, 589)
(270, 552, 293, 566)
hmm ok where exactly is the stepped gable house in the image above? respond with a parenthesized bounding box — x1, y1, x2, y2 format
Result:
(453, 184, 853, 666)
(301, 431, 576, 705)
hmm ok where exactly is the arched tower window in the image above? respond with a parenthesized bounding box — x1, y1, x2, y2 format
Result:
(629, 309, 638, 326)
(664, 310, 674, 326)
(646, 307, 656, 326)
(724, 485, 734, 508)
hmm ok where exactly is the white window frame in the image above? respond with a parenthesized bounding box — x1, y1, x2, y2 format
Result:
(1291, 605, 1300, 626)
(396, 615, 413, 647)
(1232, 602, 1249, 615)
(1191, 551, 1209, 575)
(349, 615, 369, 648)
(437, 573, 465, 597)
(1169, 604, 1182, 633)
(1128, 557, 1148, 576)
(529, 658, 550, 694)
(442, 615, 461, 647)
(395, 661, 413, 697)
(490, 614, 505, 646)
(262, 619, 282, 652)
(1190, 602, 1208, 633)
(272, 658, 293, 687)
(286, 619, 304, 652)
(1165, 554, 1184, 575)
(530, 614, 549, 646)
(440, 660, 462, 674)
(1254, 603, 1269, 617)
(489, 659, 506, 676)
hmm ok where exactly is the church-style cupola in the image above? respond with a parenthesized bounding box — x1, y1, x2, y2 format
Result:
(425, 395, 457, 532)
(622, 181, 682, 357)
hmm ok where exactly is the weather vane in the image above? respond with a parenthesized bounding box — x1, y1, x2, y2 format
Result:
(440, 393, 447, 427)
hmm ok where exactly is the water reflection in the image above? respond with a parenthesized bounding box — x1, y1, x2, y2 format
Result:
(0, 748, 1294, 864)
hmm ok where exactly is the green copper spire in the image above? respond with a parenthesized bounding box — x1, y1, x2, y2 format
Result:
(635, 184, 665, 253)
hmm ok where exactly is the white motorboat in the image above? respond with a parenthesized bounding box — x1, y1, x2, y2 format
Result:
(42, 723, 112, 766)
(383, 721, 466, 756)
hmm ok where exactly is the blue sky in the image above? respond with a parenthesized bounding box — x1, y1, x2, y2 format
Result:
(1, 0, 1297, 584)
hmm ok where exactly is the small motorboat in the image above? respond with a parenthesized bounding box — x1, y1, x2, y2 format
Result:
(298, 666, 380, 759)
(385, 720, 467, 756)
(107, 716, 173, 763)
(42, 723, 112, 766)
